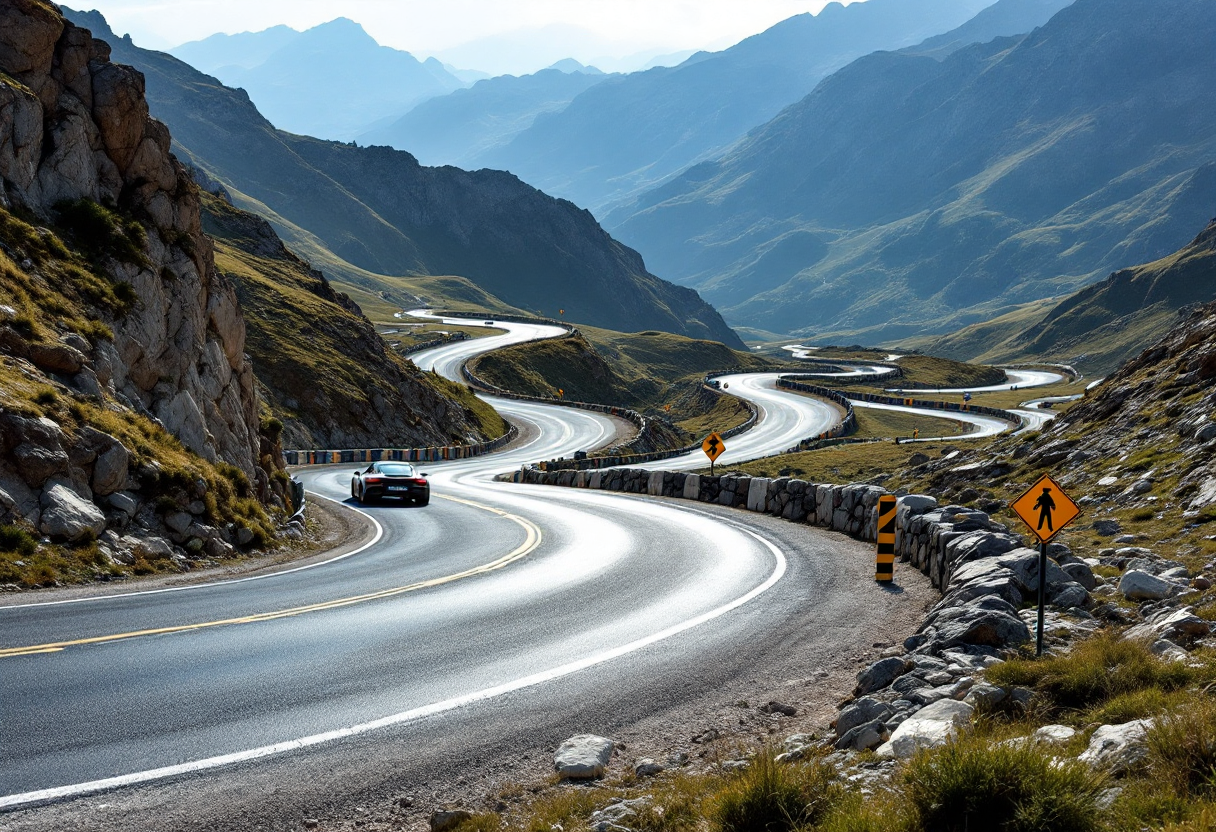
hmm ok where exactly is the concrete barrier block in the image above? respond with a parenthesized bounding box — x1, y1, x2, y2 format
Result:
(648, 471, 664, 496)
(747, 477, 771, 512)
(683, 474, 700, 500)
(589, 472, 602, 489)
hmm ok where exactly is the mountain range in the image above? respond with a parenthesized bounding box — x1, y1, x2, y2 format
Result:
(473, 0, 997, 215)
(359, 65, 612, 168)
(609, 0, 1216, 342)
(170, 18, 465, 140)
(62, 8, 741, 348)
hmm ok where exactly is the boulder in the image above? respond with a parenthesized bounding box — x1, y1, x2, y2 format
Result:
(925, 602, 1031, 651)
(634, 758, 665, 777)
(836, 697, 894, 737)
(855, 656, 911, 695)
(91, 442, 129, 496)
(554, 734, 614, 779)
(876, 699, 973, 759)
(1034, 724, 1077, 745)
(1119, 570, 1175, 601)
(1078, 720, 1152, 774)
(164, 511, 193, 535)
(39, 483, 106, 541)
(1062, 561, 1098, 591)
(1124, 608, 1211, 643)
(12, 441, 69, 487)
(835, 719, 887, 752)
(27, 341, 86, 374)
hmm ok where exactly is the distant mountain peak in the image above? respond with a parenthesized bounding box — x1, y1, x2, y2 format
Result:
(548, 58, 604, 75)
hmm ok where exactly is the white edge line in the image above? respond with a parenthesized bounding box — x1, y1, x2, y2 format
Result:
(3, 494, 384, 610)
(0, 527, 787, 810)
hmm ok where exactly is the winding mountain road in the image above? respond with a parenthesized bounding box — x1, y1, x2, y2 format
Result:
(2, 315, 926, 828)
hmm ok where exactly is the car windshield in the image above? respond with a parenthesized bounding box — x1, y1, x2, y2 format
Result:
(375, 464, 416, 477)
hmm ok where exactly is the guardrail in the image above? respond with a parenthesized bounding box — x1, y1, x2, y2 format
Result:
(285, 422, 519, 467)
(396, 332, 469, 356)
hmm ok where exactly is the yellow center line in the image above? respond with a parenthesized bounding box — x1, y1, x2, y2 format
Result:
(1, 495, 541, 659)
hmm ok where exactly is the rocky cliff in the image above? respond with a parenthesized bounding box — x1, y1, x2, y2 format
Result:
(0, 0, 283, 584)
(201, 189, 504, 450)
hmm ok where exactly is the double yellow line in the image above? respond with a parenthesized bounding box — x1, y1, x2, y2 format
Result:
(1, 495, 541, 659)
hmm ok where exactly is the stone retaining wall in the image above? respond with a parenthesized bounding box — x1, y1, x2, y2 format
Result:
(502, 465, 1013, 593)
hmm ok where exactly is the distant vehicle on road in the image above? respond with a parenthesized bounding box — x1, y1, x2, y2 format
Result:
(484, 321, 495, 326)
(351, 462, 430, 505)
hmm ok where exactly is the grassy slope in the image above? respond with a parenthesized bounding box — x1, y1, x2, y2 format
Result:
(924, 221, 1216, 375)
(202, 194, 505, 447)
(470, 328, 772, 444)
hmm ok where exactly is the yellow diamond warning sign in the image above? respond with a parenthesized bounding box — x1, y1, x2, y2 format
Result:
(1011, 474, 1081, 544)
(702, 432, 726, 463)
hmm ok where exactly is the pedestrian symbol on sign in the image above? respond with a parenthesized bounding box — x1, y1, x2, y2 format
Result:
(1034, 487, 1057, 533)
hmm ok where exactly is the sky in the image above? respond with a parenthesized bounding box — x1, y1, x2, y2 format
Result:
(70, 0, 868, 75)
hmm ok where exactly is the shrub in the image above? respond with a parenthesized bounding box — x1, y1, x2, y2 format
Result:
(53, 199, 147, 266)
(986, 632, 1195, 715)
(0, 525, 37, 557)
(1149, 698, 1216, 796)
(903, 737, 1105, 832)
(711, 754, 841, 832)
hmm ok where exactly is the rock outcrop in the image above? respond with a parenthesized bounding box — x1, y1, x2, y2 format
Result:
(0, 1, 284, 576)
(1, 1, 265, 478)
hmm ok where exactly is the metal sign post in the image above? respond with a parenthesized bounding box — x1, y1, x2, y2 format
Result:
(1010, 473, 1082, 656)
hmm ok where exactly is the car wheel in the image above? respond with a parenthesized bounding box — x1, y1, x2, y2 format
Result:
(351, 480, 358, 499)
(416, 494, 430, 507)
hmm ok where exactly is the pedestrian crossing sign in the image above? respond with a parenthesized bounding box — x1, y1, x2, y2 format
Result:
(1011, 474, 1081, 544)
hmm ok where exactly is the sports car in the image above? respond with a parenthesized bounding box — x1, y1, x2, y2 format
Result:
(351, 462, 430, 505)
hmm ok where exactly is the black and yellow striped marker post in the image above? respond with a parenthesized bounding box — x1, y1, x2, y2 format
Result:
(876, 495, 897, 583)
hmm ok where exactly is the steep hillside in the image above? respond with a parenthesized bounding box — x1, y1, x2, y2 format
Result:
(60, 8, 740, 348)
(200, 192, 504, 450)
(476, 0, 994, 214)
(612, 0, 1216, 341)
(929, 221, 1216, 373)
(0, 1, 284, 584)
(358, 67, 610, 168)
(171, 18, 464, 141)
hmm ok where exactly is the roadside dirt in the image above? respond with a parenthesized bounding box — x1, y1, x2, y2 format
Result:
(0, 494, 374, 608)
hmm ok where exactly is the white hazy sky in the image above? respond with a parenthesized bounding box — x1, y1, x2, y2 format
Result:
(72, 1, 867, 72)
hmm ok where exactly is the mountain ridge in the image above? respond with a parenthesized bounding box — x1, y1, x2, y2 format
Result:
(610, 0, 1216, 341)
(60, 7, 742, 348)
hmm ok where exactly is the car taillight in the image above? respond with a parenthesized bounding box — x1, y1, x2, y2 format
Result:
(410, 478, 428, 485)
(365, 477, 383, 484)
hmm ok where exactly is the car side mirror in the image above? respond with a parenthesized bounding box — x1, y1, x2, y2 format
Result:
(354, 471, 361, 475)
(421, 473, 430, 477)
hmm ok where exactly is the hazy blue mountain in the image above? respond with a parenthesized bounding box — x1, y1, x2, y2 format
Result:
(174, 18, 465, 141)
(60, 8, 743, 348)
(359, 68, 612, 168)
(609, 0, 1216, 342)
(170, 24, 299, 73)
(903, 0, 1073, 57)
(548, 59, 604, 75)
(473, 0, 996, 214)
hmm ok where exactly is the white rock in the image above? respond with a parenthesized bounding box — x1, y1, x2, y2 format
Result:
(1034, 724, 1077, 745)
(1119, 570, 1175, 601)
(682, 474, 700, 500)
(1078, 720, 1152, 773)
(554, 734, 614, 779)
(876, 699, 973, 759)
(39, 484, 106, 542)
